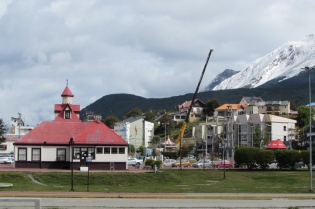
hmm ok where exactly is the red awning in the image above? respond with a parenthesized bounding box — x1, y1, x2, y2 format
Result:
(266, 139, 287, 149)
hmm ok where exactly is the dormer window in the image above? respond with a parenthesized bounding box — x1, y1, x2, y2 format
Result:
(65, 110, 70, 119)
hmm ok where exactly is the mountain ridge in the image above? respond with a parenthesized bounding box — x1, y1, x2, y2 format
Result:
(210, 35, 315, 90)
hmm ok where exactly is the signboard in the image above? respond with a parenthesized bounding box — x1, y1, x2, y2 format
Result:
(86, 157, 92, 162)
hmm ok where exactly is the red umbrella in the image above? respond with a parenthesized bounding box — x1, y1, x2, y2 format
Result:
(266, 139, 287, 149)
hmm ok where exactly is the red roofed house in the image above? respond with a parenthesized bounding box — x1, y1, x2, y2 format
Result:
(14, 85, 128, 170)
(173, 99, 206, 122)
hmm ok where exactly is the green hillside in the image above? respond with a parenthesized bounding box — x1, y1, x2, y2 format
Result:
(81, 80, 315, 120)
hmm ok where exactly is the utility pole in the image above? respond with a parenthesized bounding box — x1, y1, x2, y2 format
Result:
(18, 112, 21, 139)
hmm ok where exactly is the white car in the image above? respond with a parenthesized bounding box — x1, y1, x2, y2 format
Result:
(0, 157, 14, 164)
(267, 161, 278, 169)
(163, 159, 176, 167)
(128, 158, 143, 166)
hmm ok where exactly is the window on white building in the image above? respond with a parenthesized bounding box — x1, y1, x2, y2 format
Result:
(18, 148, 27, 161)
(119, 148, 125, 154)
(96, 147, 103, 154)
(32, 148, 41, 161)
(57, 148, 66, 161)
(112, 147, 117, 154)
(104, 147, 110, 154)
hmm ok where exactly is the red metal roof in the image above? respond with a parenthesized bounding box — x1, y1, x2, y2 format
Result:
(177, 99, 205, 110)
(54, 104, 80, 112)
(15, 120, 128, 145)
(61, 86, 74, 97)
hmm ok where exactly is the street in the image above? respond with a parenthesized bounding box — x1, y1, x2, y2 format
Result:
(0, 197, 314, 209)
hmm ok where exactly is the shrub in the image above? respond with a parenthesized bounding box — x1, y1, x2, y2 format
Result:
(153, 160, 163, 169)
(234, 147, 259, 169)
(256, 150, 274, 169)
(275, 150, 300, 170)
(145, 159, 155, 167)
(162, 152, 178, 159)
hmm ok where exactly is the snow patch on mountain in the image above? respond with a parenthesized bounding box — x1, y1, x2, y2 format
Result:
(203, 69, 239, 91)
(212, 35, 315, 90)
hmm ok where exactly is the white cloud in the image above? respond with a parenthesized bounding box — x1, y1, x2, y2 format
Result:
(0, 0, 314, 126)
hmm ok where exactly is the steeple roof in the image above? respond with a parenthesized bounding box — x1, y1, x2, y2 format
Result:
(61, 86, 74, 97)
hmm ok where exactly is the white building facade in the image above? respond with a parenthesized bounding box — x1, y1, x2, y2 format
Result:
(114, 116, 154, 149)
(2, 115, 34, 155)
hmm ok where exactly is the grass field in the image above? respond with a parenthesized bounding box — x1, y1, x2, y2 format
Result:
(0, 169, 314, 193)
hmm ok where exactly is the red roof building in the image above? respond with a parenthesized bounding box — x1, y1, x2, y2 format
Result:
(14, 85, 128, 170)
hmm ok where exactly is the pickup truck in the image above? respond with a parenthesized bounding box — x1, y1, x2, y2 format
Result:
(127, 158, 143, 166)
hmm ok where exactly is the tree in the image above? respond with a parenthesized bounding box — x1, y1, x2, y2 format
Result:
(144, 110, 157, 122)
(205, 98, 220, 116)
(102, 115, 120, 129)
(124, 107, 142, 119)
(0, 118, 7, 145)
(290, 101, 297, 111)
(297, 106, 315, 128)
(253, 126, 262, 148)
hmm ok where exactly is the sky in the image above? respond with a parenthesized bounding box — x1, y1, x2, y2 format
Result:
(0, 0, 314, 127)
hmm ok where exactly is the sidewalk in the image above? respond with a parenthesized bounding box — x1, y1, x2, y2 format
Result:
(0, 191, 315, 199)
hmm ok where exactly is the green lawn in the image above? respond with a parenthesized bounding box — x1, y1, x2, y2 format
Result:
(0, 169, 313, 193)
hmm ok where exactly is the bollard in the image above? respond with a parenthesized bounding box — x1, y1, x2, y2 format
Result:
(154, 165, 157, 173)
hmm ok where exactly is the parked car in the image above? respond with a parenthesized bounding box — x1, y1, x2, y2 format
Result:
(127, 158, 143, 166)
(172, 159, 191, 167)
(192, 160, 212, 168)
(187, 155, 196, 159)
(214, 160, 233, 169)
(267, 161, 278, 169)
(294, 161, 305, 169)
(163, 159, 176, 167)
(0, 156, 14, 164)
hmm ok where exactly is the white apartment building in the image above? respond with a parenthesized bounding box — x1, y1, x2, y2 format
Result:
(2, 115, 34, 155)
(114, 116, 154, 149)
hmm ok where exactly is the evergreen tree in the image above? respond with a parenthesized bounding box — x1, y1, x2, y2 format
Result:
(102, 115, 120, 129)
(205, 98, 220, 116)
(0, 118, 7, 144)
(124, 107, 143, 119)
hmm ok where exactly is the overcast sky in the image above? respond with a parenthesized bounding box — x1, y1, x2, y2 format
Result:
(1, 0, 314, 127)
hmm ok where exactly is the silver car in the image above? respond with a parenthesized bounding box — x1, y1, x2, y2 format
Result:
(0, 157, 14, 164)
(163, 159, 176, 167)
(192, 160, 212, 168)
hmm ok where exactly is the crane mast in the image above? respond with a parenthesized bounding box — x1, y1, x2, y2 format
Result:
(176, 49, 214, 167)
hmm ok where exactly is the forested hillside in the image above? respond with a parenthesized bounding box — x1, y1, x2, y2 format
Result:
(81, 75, 315, 120)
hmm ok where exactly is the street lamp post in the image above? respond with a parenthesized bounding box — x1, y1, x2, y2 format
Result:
(69, 137, 75, 192)
(304, 66, 314, 192)
(236, 123, 241, 149)
(163, 123, 169, 152)
(251, 125, 254, 147)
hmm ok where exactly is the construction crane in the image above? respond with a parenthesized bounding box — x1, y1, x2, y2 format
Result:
(176, 49, 214, 167)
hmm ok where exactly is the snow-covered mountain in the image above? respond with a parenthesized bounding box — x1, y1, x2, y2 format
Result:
(203, 69, 239, 91)
(211, 35, 315, 90)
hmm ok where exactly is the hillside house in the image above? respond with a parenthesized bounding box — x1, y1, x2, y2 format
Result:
(174, 99, 206, 122)
(14, 85, 128, 170)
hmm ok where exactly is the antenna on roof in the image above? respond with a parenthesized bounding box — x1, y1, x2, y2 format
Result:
(66, 79, 68, 86)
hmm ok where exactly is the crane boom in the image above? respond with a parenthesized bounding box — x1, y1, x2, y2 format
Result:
(176, 49, 214, 145)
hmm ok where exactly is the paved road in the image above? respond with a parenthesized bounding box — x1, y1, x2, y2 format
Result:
(0, 197, 315, 209)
